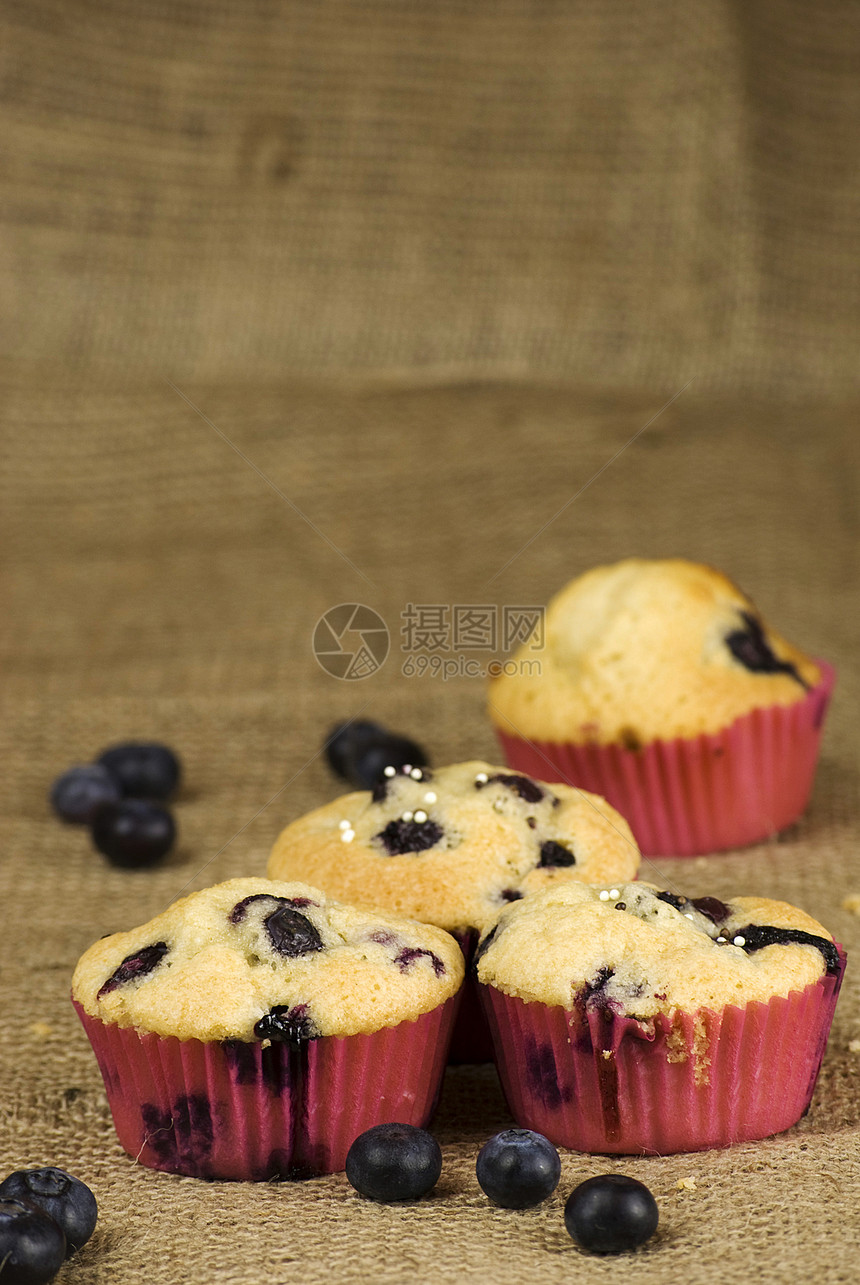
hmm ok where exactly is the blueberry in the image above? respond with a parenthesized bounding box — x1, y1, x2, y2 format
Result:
(228, 893, 314, 924)
(91, 800, 176, 869)
(689, 896, 731, 925)
(375, 817, 444, 855)
(656, 891, 687, 911)
(264, 906, 324, 958)
(345, 1124, 442, 1202)
(49, 765, 121, 825)
(0, 1198, 66, 1283)
(564, 1174, 659, 1254)
(324, 720, 429, 790)
(476, 773, 545, 804)
(475, 1129, 561, 1209)
(254, 1005, 319, 1046)
(728, 923, 841, 975)
(472, 923, 499, 968)
(97, 942, 169, 998)
(97, 742, 181, 800)
(581, 966, 616, 1012)
(538, 840, 576, 868)
(0, 1169, 97, 1257)
(325, 720, 383, 779)
(394, 946, 446, 977)
(725, 611, 806, 687)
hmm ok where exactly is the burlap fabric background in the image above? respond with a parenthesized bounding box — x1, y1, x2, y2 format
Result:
(3, 3, 859, 1282)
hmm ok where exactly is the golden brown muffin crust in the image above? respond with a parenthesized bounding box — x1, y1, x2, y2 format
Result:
(489, 558, 820, 744)
(475, 881, 836, 1015)
(267, 760, 640, 932)
(72, 877, 464, 1041)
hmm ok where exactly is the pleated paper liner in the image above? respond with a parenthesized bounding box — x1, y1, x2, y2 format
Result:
(447, 930, 495, 1064)
(74, 994, 458, 1180)
(496, 661, 835, 856)
(479, 948, 845, 1155)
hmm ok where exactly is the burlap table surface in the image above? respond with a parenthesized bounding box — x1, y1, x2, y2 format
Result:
(4, 0, 860, 390)
(3, 2, 860, 1282)
(2, 381, 857, 1283)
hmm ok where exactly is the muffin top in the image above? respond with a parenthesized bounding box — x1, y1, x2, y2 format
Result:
(266, 760, 640, 933)
(72, 877, 464, 1042)
(489, 558, 820, 744)
(475, 881, 839, 1017)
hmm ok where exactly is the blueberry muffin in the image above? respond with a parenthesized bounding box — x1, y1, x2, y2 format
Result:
(267, 760, 640, 1063)
(489, 558, 832, 854)
(72, 877, 463, 1180)
(267, 760, 640, 935)
(476, 881, 844, 1153)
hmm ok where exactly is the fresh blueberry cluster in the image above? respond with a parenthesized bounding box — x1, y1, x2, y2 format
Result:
(50, 741, 181, 869)
(0, 1166, 98, 1283)
(325, 719, 429, 790)
(345, 1124, 659, 1254)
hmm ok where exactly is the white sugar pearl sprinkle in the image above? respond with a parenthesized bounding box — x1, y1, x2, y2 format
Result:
(716, 936, 727, 944)
(402, 811, 414, 822)
(684, 913, 695, 920)
(424, 791, 437, 804)
(340, 829, 355, 843)
(599, 890, 611, 901)
(733, 935, 746, 947)
(609, 889, 620, 900)
(410, 768, 423, 780)
(338, 819, 351, 830)
(402, 764, 413, 775)
(414, 810, 428, 823)
(475, 772, 489, 784)
(383, 766, 396, 778)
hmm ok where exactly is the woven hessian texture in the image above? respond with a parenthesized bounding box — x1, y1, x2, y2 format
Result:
(3, 0, 859, 388)
(3, 383, 859, 1284)
(3, 2, 860, 1282)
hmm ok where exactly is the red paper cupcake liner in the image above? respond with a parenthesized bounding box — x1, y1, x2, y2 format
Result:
(74, 996, 458, 1180)
(496, 661, 835, 855)
(479, 947, 845, 1154)
(448, 930, 495, 1064)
